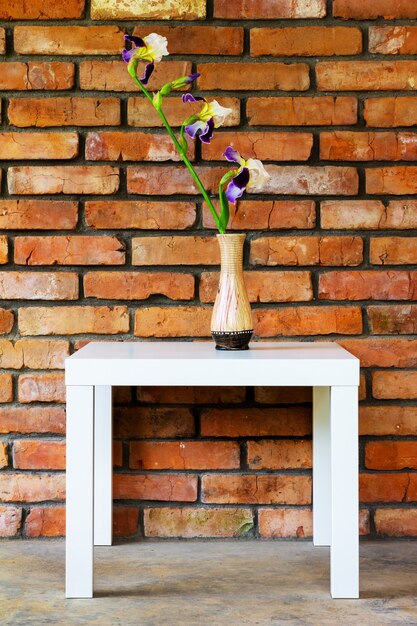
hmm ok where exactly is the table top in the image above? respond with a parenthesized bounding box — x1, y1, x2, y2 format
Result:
(65, 341, 359, 387)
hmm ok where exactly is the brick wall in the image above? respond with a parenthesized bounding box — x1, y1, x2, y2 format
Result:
(0, 0, 417, 540)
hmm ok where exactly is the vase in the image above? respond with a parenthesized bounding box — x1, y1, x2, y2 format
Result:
(211, 233, 253, 350)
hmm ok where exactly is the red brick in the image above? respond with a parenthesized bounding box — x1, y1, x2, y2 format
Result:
(134, 306, 211, 338)
(371, 237, 417, 265)
(202, 132, 312, 162)
(0, 407, 65, 434)
(251, 27, 361, 57)
(198, 63, 309, 91)
(203, 200, 316, 230)
(13, 440, 65, 470)
(250, 236, 362, 267)
(202, 474, 311, 505)
(85, 201, 196, 230)
(317, 61, 417, 91)
(91, 0, 205, 19)
(8, 166, 119, 195)
(0, 28, 4, 54)
(137, 387, 245, 404)
(133, 25, 243, 55)
(128, 96, 240, 128)
(253, 166, 358, 196)
(8, 97, 120, 128)
(0, 473, 65, 502)
(0, 132, 78, 160)
(0, 272, 78, 300)
(15, 236, 125, 266)
(127, 165, 226, 195)
(113, 507, 139, 537)
(132, 236, 218, 266)
(254, 387, 312, 404)
(359, 473, 417, 503)
(248, 440, 311, 470)
(130, 441, 240, 470)
(19, 305, 129, 336)
(86, 131, 194, 162)
(320, 200, 417, 230)
(144, 507, 253, 538)
(360, 406, 417, 436)
(0, 506, 22, 537)
(319, 271, 417, 301)
(201, 407, 312, 437)
(0, 62, 73, 90)
(366, 442, 417, 471)
(340, 338, 417, 368)
(114, 407, 195, 438)
(0, 236, 7, 264)
(375, 509, 417, 537)
(113, 474, 197, 502)
(214, 0, 326, 19)
(0, 200, 78, 230)
(373, 371, 417, 400)
(200, 271, 312, 303)
(85, 272, 194, 301)
(320, 131, 417, 161)
(368, 305, 417, 334)
(0, 339, 69, 369)
(15, 25, 124, 55)
(18, 373, 65, 403)
(247, 96, 357, 127)
(259, 509, 313, 538)
(254, 306, 362, 336)
(0, 374, 12, 402)
(0, 0, 84, 19)
(80, 60, 192, 92)
(333, 0, 417, 19)
(25, 507, 64, 537)
(369, 26, 417, 55)
(364, 98, 417, 128)
(0, 308, 13, 334)
(0, 442, 8, 469)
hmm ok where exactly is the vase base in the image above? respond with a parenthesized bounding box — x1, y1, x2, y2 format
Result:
(211, 330, 253, 351)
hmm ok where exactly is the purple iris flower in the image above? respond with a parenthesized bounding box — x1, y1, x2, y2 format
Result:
(222, 146, 249, 203)
(122, 33, 168, 86)
(182, 94, 233, 144)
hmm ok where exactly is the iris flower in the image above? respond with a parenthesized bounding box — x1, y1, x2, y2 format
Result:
(122, 33, 169, 85)
(182, 94, 233, 144)
(223, 146, 270, 204)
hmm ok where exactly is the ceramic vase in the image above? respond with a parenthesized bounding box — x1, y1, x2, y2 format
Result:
(211, 233, 253, 350)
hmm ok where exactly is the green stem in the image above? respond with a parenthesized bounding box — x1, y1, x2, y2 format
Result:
(132, 75, 221, 231)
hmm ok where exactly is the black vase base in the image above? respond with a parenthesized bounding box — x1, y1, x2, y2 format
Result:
(212, 330, 253, 351)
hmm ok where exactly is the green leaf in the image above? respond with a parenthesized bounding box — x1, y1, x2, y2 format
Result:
(237, 522, 254, 536)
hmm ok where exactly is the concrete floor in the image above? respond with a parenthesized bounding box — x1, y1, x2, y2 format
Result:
(1, 541, 417, 625)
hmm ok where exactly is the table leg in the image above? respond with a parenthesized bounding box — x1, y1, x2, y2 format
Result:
(94, 386, 113, 546)
(330, 385, 359, 599)
(66, 385, 94, 598)
(312, 386, 331, 546)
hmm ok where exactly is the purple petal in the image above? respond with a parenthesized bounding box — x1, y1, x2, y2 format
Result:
(187, 72, 200, 83)
(225, 167, 250, 204)
(199, 117, 214, 144)
(122, 48, 135, 63)
(182, 93, 206, 104)
(140, 62, 154, 85)
(124, 34, 145, 48)
(223, 146, 241, 164)
(185, 120, 207, 138)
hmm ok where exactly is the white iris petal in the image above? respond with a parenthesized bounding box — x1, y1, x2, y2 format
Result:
(246, 158, 270, 190)
(143, 33, 169, 63)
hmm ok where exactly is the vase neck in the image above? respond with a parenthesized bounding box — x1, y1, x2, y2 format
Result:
(217, 234, 245, 273)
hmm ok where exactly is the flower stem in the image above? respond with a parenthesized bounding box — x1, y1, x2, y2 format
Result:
(131, 75, 222, 232)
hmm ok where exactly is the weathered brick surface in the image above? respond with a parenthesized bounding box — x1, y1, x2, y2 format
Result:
(251, 27, 361, 57)
(1, 0, 417, 541)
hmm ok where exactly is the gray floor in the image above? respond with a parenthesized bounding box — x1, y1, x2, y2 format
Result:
(1, 540, 417, 625)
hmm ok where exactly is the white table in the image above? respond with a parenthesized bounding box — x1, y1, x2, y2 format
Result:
(65, 341, 360, 599)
